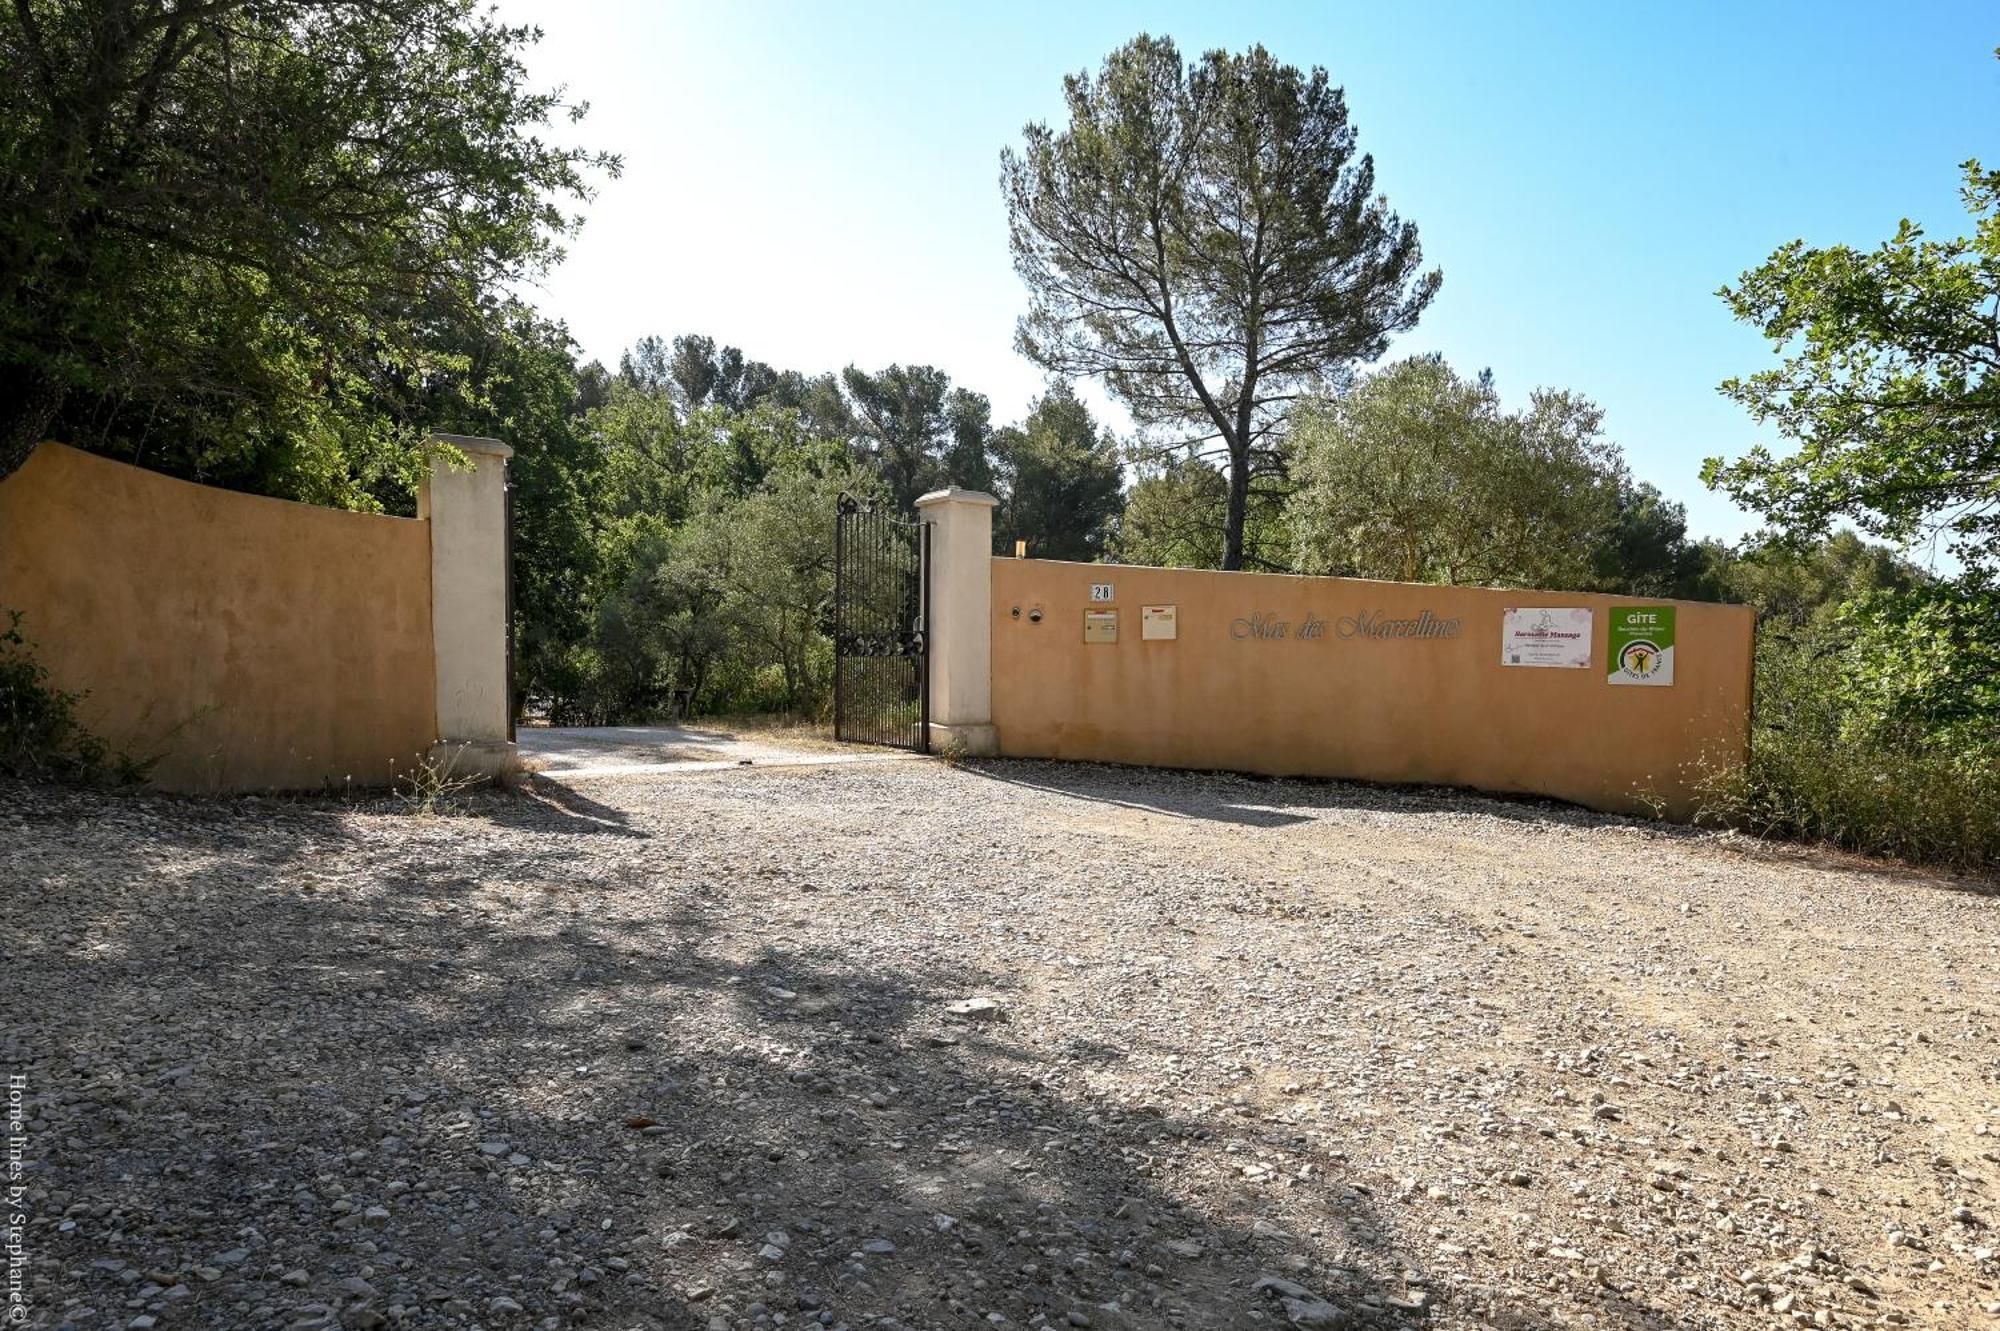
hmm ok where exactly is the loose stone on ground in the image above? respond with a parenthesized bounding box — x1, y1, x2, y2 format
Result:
(4, 759, 1998, 1330)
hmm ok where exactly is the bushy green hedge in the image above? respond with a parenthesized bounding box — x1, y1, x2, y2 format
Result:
(1694, 601, 2000, 873)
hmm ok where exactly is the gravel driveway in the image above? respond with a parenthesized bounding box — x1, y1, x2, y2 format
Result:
(515, 726, 895, 777)
(5, 760, 1998, 1331)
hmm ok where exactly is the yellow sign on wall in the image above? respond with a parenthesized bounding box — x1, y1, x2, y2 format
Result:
(1083, 609, 1118, 643)
(1141, 604, 1178, 640)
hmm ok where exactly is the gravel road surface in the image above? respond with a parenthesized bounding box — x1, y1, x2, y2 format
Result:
(4, 758, 1997, 1331)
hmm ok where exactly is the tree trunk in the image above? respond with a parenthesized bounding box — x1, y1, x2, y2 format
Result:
(0, 363, 66, 481)
(1222, 439, 1250, 570)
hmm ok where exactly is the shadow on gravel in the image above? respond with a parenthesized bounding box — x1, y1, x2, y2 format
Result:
(5, 778, 1689, 1331)
(967, 764, 1319, 829)
(479, 778, 649, 837)
(973, 759, 2000, 900)
(959, 758, 1634, 832)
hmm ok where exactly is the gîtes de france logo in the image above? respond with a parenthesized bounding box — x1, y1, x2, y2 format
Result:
(1608, 605, 1676, 686)
(1617, 638, 1665, 678)
(1230, 609, 1463, 641)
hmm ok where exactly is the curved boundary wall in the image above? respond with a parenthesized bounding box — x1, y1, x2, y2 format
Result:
(987, 558, 1754, 819)
(0, 442, 514, 792)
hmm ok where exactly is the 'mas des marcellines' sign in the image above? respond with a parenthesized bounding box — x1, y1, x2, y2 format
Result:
(1501, 607, 1593, 668)
(1230, 609, 1462, 641)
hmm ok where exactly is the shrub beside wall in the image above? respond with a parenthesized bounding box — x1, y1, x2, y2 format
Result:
(1695, 626, 2000, 873)
(0, 611, 136, 783)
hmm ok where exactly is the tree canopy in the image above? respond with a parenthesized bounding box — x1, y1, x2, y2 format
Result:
(1283, 357, 1632, 590)
(1705, 158, 2000, 574)
(0, 0, 614, 501)
(1003, 34, 1438, 570)
(1117, 457, 1231, 569)
(991, 383, 1125, 561)
(841, 364, 997, 512)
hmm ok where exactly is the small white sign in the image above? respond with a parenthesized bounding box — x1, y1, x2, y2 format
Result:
(1089, 583, 1115, 602)
(1501, 607, 1594, 668)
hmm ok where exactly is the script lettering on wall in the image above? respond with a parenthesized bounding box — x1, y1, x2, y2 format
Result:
(1335, 609, 1462, 640)
(1231, 609, 1461, 642)
(1230, 611, 1327, 640)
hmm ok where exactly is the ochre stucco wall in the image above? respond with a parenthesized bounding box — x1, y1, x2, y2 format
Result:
(990, 559, 1755, 818)
(0, 444, 436, 791)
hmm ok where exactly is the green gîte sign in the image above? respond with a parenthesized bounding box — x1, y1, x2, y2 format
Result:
(1609, 605, 1675, 686)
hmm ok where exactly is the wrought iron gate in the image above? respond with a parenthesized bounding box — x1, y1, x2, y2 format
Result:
(832, 495, 929, 751)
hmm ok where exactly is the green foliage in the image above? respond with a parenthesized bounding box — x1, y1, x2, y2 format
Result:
(1830, 583, 2000, 756)
(1713, 532, 1924, 630)
(1703, 115, 2000, 869)
(0, 0, 615, 501)
(1706, 158, 2000, 573)
(942, 389, 997, 496)
(674, 468, 863, 714)
(514, 331, 1024, 725)
(1282, 357, 1634, 589)
(1684, 541, 1999, 871)
(1116, 456, 1230, 568)
(1695, 624, 2000, 872)
(574, 465, 876, 723)
(841, 364, 993, 512)
(0, 611, 133, 783)
(402, 302, 606, 716)
(1594, 484, 1725, 600)
(991, 383, 1125, 561)
(1004, 34, 1438, 569)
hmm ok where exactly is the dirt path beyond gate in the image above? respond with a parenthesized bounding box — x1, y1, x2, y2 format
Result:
(4, 759, 1996, 1331)
(516, 723, 912, 777)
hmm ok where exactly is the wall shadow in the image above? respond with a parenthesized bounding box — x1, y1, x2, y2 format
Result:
(957, 756, 1639, 835)
(967, 762, 1318, 829)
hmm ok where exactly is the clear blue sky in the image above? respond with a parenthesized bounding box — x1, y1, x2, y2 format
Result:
(499, 0, 1999, 543)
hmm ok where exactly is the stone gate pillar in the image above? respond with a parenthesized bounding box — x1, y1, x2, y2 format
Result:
(418, 433, 517, 781)
(916, 487, 999, 756)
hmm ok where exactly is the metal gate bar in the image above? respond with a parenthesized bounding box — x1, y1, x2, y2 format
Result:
(832, 496, 929, 752)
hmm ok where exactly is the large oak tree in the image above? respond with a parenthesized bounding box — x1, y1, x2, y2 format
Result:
(1003, 34, 1438, 568)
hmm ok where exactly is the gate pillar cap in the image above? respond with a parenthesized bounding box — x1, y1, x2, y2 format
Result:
(916, 487, 998, 511)
(429, 432, 514, 459)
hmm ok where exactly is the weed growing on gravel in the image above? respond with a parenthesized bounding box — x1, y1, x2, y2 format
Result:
(393, 745, 486, 815)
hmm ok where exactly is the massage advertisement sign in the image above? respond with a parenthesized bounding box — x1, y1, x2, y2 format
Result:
(1501, 607, 1593, 668)
(1609, 606, 1675, 686)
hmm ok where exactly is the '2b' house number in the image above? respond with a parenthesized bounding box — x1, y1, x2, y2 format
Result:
(1089, 584, 1115, 602)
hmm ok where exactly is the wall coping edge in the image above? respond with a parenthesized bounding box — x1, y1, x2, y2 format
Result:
(430, 433, 514, 459)
(915, 487, 998, 510)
